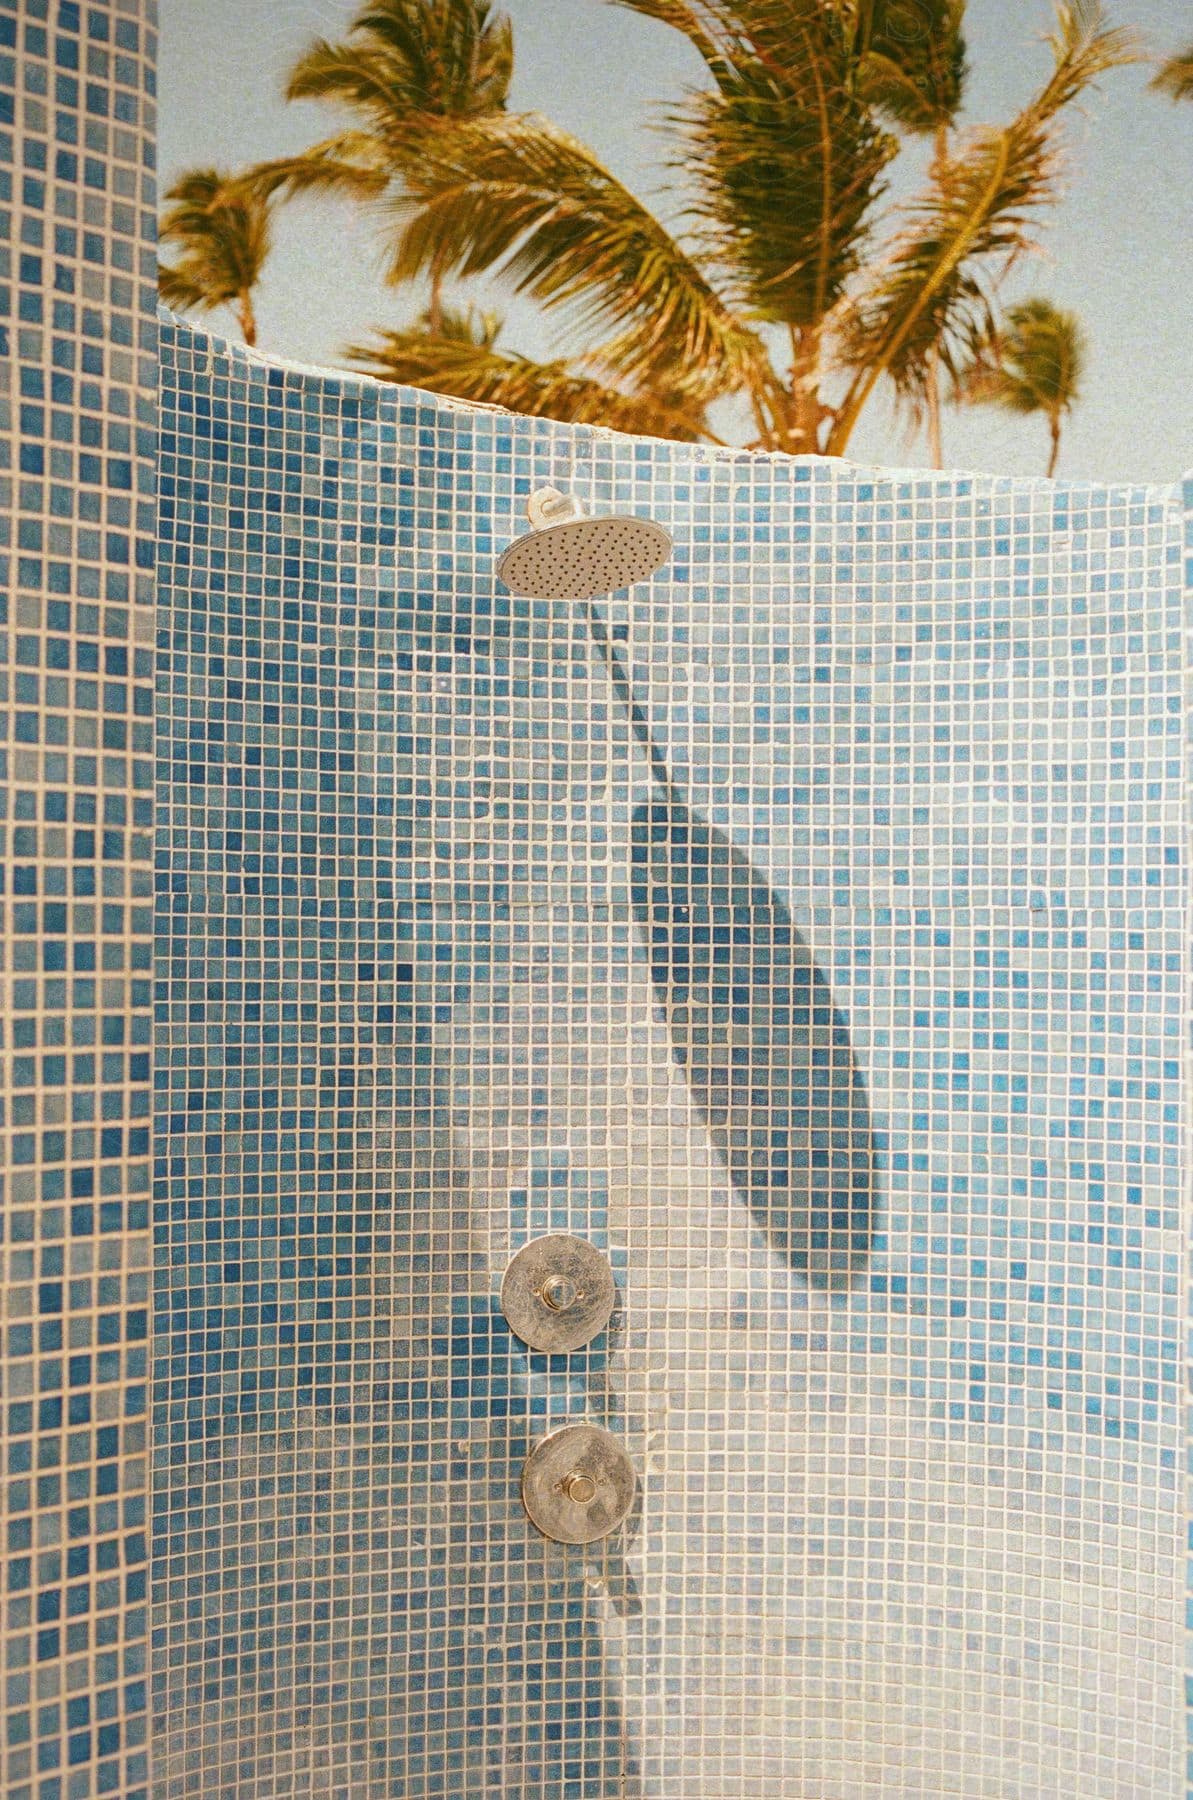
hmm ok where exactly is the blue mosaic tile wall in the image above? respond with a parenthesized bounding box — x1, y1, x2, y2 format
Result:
(154, 313, 1187, 1798)
(1185, 470, 1193, 1800)
(0, 2, 156, 1797)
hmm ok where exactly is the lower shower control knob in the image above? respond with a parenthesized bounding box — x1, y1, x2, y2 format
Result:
(500, 1235, 616, 1352)
(520, 1424, 637, 1544)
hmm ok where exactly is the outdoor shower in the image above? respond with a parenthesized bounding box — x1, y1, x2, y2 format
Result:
(495, 485, 675, 1545)
(498, 484, 873, 1286)
(495, 486, 875, 1542)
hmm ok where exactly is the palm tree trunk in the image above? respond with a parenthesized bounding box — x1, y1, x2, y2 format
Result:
(789, 325, 823, 455)
(428, 260, 445, 336)
(1047, 412, 1061, 479)
(923, 122, 949, 470)
(925, 354, 943, 468)
(747, 384, 776, 452)
(237, 288, 257, 348)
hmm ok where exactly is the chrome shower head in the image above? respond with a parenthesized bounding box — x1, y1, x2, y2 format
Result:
(496, 486, 671, 601)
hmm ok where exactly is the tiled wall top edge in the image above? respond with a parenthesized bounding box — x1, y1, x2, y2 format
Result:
(157, 312, 1180, 508)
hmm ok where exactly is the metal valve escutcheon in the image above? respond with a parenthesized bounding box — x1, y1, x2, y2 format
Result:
(520, 1423, 637, 1544)
(500, 1235, 616, 1353)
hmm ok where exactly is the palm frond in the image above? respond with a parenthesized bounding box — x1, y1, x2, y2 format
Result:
(287, 39, 413, 119)
(855, 0, 968, 135)
(156, 264, 207, 312)
(242, 132, 392, 204)
(411, 299, 505, 346)
(285, 0, 511, 122)
(607, 0, 737, 80)
(349, 0, 513, 113)
(669, 0, 898, 328)
(828, 0, 1140, 451)
(346, 325, 714, 439)
(957, 294, 1085, 474)
(386, 111, 767, 400)
(958, 296, 1086, 413)
(1150, 43, 1193, 101)
(158, 168, 274, 316)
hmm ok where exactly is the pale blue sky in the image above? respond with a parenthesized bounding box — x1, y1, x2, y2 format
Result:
(158, 0, 1191, 483)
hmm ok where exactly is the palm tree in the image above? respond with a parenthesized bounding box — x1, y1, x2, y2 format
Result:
(158, 169, 273, 346)
(252, 0, 1135, 457)
(854, 0, 968, 463)
(827, 0, 1132, 456)
(245, 0, 513, 332)
(1150, 43, 1193, 100)
(959, 296, 1086, 476)
(348, 303, 716, 438)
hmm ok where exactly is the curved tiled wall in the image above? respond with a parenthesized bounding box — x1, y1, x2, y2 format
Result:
(0, 9, 1187, 1790)
(152, 317, 1186, 1797)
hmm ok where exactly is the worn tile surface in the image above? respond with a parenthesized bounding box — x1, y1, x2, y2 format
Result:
(0, 2, 156, 1796)
(152, 318, 1187, 1797)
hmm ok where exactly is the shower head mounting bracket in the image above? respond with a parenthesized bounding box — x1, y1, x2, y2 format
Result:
(526, 485, 585, 530)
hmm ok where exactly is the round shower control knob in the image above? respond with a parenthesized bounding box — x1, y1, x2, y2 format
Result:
(541, 1274, 579, 1313)
(500, 1235, 616, 1353)
(521, 1424, 637, 1544)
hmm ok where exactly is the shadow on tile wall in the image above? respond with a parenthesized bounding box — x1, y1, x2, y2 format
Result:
(631, 797, 874, 1287)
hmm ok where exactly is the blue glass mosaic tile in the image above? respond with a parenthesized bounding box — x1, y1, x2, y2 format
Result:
(153, 313, 1186, 1797)
(1184, 467, 1193, 1800)
(6, 4, 1186, 1787)
(0, 3, 155, 1798)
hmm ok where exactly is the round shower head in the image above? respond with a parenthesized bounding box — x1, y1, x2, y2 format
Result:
(496, 487, 671, 601)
